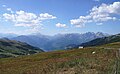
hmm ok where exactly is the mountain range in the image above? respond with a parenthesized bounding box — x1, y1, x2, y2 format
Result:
(80, 33, 120, 47)
(11, 32, 109, 51)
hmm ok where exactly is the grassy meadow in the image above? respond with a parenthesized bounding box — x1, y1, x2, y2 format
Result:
(0, 42, 120, 74)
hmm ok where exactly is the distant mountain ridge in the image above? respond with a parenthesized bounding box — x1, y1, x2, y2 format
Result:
(12, 35, 50, 50)
(80, 33, 120, 47)
(11, 32, 109, 51)
(0, 38, 44, 58)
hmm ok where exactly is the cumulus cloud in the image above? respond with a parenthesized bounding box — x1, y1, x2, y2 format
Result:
(3, 10, 39, 27)
(56, 23, 67, 28)
(3, 10, 56, 27)
(70, 2, 120, 27)
(39, 13, 56, 20)
(70, 15, 91, 27)
(2, 9, 56, 34)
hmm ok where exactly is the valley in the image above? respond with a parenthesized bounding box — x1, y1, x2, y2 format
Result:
(11, 32, 108, 51)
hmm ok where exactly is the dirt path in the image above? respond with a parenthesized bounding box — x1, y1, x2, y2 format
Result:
(115, 49, 120, 74)
(110, 48, 120, 74)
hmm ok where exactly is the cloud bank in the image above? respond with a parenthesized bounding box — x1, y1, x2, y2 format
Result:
(70, 2, 120, 27)
(2, 7, 56, 34)
(3, 10, 56, 27)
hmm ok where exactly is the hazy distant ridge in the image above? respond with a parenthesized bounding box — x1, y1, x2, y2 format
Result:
(12, 32, 109, 51)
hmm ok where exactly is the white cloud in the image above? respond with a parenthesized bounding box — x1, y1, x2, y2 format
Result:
(70, 15, 92, 27)
(3, 13, 15, 21)
(56, 23, 66, 28)
(3, 10, 56, 28)
(70, 2, 120, 27)
(2, 9, 56, 34)
(3, 11, 39, 27)
(15, 10, 38, 23)
(7, 8, 11, 11)
(6, 8, 14, 13)
(39, 13, 56, 20)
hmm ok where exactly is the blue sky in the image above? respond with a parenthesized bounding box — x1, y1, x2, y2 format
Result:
(0, 0, 120, 35)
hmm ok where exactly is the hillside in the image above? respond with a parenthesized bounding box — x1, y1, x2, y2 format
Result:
(0, 38, 44, 58)
(0, 42, 120, 74)
(80, 33, 120, 47)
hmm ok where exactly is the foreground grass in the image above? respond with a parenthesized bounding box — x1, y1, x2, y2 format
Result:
(0, 42, 120, 74)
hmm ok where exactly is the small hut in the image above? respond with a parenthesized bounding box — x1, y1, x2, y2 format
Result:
(78, 46, 83, 49)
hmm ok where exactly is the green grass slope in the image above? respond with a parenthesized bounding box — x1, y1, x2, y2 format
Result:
(0, 38, 44, 58)
(0, 42, 120, 74)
